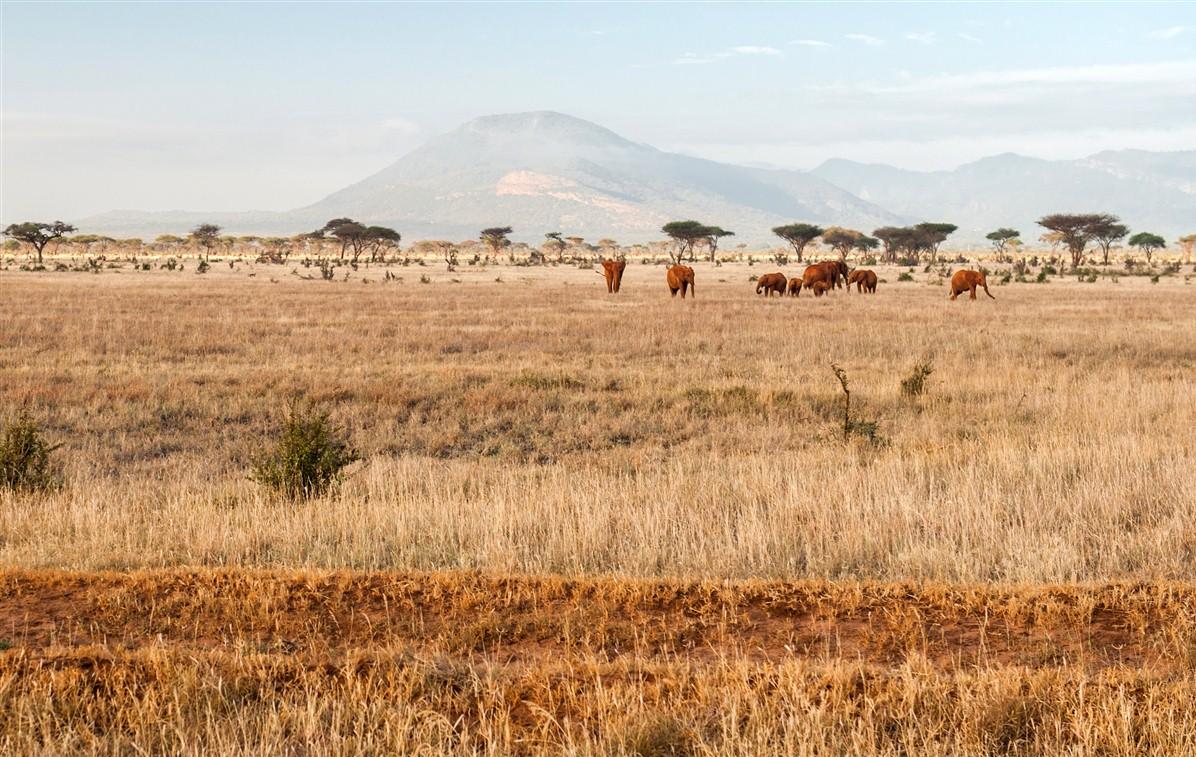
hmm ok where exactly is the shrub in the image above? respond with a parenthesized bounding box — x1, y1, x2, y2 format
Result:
(0, 413, 62, 492)
(196, 259, 210, 274)
(900, 361, 934, 398)
(897, 272, 914, 282)
(250, 405, 359, 499)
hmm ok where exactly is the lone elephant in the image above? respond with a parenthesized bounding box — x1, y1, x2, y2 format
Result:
(599, 258, 626, 293)
(667, 265, 695, 298)
(756, 272, 787, 297)
(949, 269, 995, 300)
(847, 269, 878, 293)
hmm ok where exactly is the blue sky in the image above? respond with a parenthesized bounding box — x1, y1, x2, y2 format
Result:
(3, 1, 1195, 221)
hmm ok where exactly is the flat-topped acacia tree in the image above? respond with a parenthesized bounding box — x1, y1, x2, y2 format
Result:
(480, 226, 513, 260)
(1128, 232, 1165, 264)
(914, 222, 957, 263)
(1088, 215, 1129, 265)
(189, 223, 222, 261)
(661, 221, 708, 265)
(772, 223, 823, 263)
(703, 227, 734, 262)
(1037, 213, 1108, 270)
(3, 221, 77, 265)
(986, 228, 1021, 258)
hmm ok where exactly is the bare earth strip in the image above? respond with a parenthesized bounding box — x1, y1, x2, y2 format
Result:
(3, 570, 1196, 754)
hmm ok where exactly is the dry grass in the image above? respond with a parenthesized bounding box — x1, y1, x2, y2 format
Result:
(2, 257, 1196, 752)
(1, 261, 1195, 580)
(3, 569, 1196, 754)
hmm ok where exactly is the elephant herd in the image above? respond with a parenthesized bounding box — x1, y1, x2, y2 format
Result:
(754, 261, 878, 298)
(598, 258, 994, 301)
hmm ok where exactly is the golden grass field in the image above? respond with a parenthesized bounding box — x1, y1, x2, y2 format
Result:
(2, 254, 1196, 753)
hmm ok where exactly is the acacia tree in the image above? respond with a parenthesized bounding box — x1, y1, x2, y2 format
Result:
(1128, 232, 1165, 265)
(772, 223, 823, 263)
(986, 228, 1021, 258)
(542, 232, 565, 263)
(853, 235, 879, 258)
(703, 226, 734, 262)
(820, 226, 864, 260)
(661, 221, 708, 264)
(2, 221, 77, 265)
(1178, 234, 1196, 264)
(1088, 215, 1128, 266)
(914, 222, 957, 263)
(364, 226, 401, 262)
(480, 226, 513, 260)
(1037, 213, 1106, 270)
(315, 218, 368, 262)
(189, 223, 222, 260)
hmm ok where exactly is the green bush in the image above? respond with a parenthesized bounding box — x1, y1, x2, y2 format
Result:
(0, 413, 62, 492)
(897, 272, 914, 282)
(250, 405, 360, 499)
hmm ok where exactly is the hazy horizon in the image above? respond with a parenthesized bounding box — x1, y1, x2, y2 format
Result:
(3, 2, 1195, 223)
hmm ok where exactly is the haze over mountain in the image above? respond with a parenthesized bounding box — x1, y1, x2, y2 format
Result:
(77, 112, 1195, 244)
(810, 150, 1196, 241)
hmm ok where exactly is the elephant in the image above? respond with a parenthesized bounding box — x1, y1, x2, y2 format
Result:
(787, 278, 802, 297)
(826, 260, 851, 289)
(755, 272, 787, 297)
(949, 269, 995, 300)
(667, 265, 695, 298)
(799, 261, 846, 295)
(811, 281, 831, 297)
(598, 258, 626, 293)
(847, 269, 878, 293)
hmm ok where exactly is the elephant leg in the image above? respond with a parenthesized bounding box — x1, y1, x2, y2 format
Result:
(969, 285, 977, 300)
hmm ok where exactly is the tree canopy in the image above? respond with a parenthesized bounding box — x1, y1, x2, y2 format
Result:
(820, 227, 865, 260)
(985, 228, 1021, 256)
(914, 222, 958, 262)
(1128, 231, 1165, 263)
(772, 223, 823, 262)
(480, 226, 514, 257)
(661, 220, 710, 264)
(3, 221, 77, 264)
(1037, 213, 1111, 268)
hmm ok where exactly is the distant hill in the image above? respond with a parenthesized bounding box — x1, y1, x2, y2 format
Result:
(75, 112, 1195, 244)
(76, 111, 902, 243)
(810, 150, 1196, 241)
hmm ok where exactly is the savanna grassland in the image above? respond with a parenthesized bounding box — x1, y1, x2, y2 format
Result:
(2, 255, 1196, 754)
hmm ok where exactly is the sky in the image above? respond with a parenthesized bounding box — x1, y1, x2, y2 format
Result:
(2, 1, 1195, 222)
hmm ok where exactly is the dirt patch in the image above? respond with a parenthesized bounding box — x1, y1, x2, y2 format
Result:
(1, 570, 1189, 673)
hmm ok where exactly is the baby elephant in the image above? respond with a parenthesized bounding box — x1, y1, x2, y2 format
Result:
(949, 269, 995, 300)
(811, 281, 831, 297)
(787, 278, 802, 297)
(755, 272, 787, 297)
(847, 269, 878, 293)
(667, 265, 695, 298)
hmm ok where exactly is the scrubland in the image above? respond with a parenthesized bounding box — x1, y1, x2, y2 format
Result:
(2, 256, 1196, 753)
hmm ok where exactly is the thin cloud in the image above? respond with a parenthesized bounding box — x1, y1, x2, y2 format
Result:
(845, 33, 884, 46)
(728, 45, 783, 56)
(870, 60, 1196, 93)
(791, 39, 832, 48)
(1149, 25, 1194, 39)
(958, 33, 982, 44)
(906, 31, 936, 45)
(672, 46, 783, 65)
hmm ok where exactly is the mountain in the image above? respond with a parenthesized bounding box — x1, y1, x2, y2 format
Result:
(76, 111, 902, 242)
(74, 112, 1196, 243)
(294, 111, 903, 242)
(811, 150, 1196, 240)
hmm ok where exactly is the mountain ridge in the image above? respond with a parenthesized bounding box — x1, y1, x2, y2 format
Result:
(74, 111, 1195, 243)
